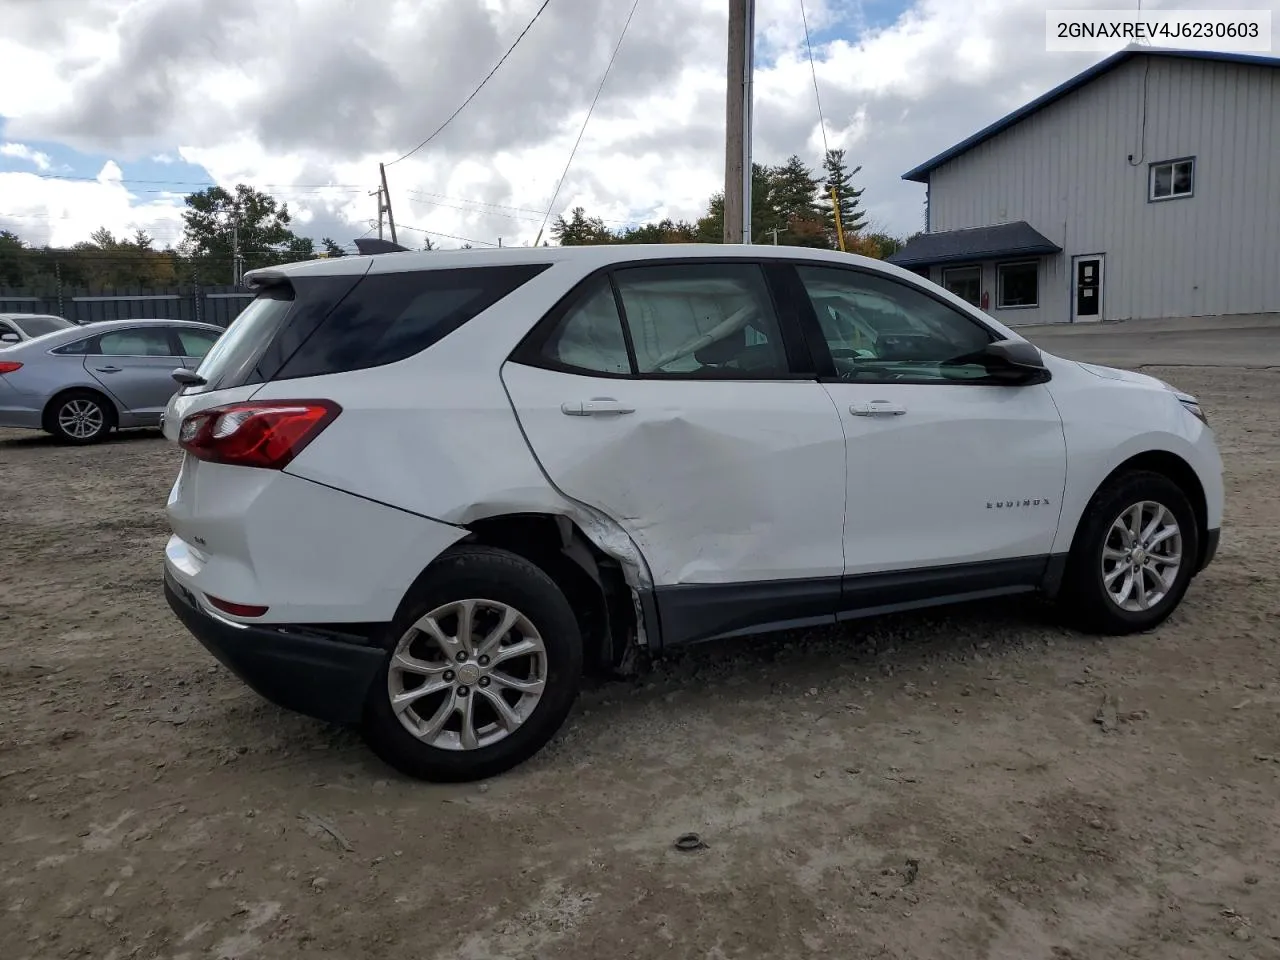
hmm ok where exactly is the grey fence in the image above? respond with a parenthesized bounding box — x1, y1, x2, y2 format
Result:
(0, 285, 255, 328)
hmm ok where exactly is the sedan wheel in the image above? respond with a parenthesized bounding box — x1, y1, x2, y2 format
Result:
(49, 391, 113, 444)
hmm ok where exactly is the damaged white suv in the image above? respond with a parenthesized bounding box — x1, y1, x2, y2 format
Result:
(162, 243, 1222, 781)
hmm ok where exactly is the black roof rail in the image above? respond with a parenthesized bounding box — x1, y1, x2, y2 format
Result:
(353, 238, 411, 255)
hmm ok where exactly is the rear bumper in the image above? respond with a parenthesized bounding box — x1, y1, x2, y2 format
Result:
(1198, 528, 1220, 573)
(164, 571, 386, 725)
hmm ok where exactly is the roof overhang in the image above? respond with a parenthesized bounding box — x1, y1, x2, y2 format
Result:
(885, 221, 1062, 269)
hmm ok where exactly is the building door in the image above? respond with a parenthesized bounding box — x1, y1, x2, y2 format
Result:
(1073, 255, 1104, 322)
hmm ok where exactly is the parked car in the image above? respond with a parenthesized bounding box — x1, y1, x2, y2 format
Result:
(0, 312, 76, 343)
(160, 244, 1223, 782)
(0, 318, 224, 443)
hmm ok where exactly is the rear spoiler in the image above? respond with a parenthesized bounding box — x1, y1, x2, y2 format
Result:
(241, 238, 411, 288)
(353, 238, 411, 255)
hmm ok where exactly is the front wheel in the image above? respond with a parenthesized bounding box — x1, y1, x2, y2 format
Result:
(362, 545, 584, 782)
(1060, 470, 1199, 635)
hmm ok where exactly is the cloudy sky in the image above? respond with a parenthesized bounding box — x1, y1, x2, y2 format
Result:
(0, 0, 1276, 251)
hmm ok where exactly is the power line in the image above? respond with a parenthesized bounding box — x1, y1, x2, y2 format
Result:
(396, 223, 498, 247)
(385, 0, 553, 166)
(7, 171, 375, 191)
(534, 0, 642, 246)
(799, 0, 830, 158)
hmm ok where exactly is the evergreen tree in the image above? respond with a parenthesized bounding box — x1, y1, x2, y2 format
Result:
(822, 148, 866, 240)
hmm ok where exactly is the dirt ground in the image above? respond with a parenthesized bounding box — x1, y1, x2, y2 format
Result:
(2, 359, 1278, 960)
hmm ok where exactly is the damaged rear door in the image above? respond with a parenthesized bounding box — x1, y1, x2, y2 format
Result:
(502, 260, 848, 646)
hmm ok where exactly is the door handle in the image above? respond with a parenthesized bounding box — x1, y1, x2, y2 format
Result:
(850, 400, 906, 417)
(95, 366, 122, 373)
(561, 398, 635, 417)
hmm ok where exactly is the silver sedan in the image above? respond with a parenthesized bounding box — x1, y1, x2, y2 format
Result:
(0, 313, 77, 343)
(0, 318, 224, 444)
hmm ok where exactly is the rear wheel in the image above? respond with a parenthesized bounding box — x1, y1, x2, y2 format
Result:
(1060, 470, 1198, 635)
(362, 545, 583, 782)
(46, 390, 114, 444)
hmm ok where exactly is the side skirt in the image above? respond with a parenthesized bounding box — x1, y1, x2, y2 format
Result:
(647, 555, 1061, 650)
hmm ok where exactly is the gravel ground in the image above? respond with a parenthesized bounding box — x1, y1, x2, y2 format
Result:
(1, 363, 1278, 960)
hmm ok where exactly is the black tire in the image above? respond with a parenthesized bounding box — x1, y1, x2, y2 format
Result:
(362, 545, 584, 782)
(1059, 470, 1199, 635)
(45, 389, 115, 445)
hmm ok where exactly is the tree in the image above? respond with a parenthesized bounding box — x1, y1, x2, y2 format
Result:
(180, 183, 298, 272)
(551, 207, 612, 245)
(822, 148, 866, 242)
(321, 237, 345, 257)
(0, 230, 27, 287)
(419, 237, 435, 251)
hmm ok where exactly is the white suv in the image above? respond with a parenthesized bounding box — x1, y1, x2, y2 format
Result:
(161, 244, 1223, 782)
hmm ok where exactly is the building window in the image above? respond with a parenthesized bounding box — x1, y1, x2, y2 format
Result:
(941, 265, 982, 307)
(1150, 157, 1195, 201)
(996, 261, 1039, 308)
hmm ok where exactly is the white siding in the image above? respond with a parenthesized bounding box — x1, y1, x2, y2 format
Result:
(926, 57, 1280, 324)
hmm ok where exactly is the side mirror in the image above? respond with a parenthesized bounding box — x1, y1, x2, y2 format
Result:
(982, 338, 1051, 384)
(171, 368, 206, 387)
(0, 332, 19, 344)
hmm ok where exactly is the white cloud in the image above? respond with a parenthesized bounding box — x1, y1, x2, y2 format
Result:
(0, 142, 53, 171)
(0, 0, 1276, 250)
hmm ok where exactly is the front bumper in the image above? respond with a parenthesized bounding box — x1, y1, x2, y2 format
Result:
(164, 570, 386, 725)
(1198, 528, 1220, 573)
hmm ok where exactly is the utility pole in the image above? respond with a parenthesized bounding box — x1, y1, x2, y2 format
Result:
(370, 188, 385, 240)
(378, 163, 398, 245)
(231, 206, 242, 286)
(723, 0, 755, 244)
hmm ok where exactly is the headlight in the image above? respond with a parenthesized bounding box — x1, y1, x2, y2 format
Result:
(1178, 397, 1208, 424)
(1155, 378, 1208, 424)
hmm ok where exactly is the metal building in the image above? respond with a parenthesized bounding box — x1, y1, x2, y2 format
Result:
(887, 46, 1280, 325)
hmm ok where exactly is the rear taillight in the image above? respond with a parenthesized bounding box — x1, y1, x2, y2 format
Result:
(0, 361, 23, 375)
(178, 400, 340, 469)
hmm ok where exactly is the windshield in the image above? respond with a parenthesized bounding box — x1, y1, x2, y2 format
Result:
(12, 315, 73, 337)
(192, 288, 294, 392)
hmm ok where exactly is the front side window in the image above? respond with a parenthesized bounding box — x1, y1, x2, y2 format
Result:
(97, 328, 175, 357)
(1150, 158, 1194, 200)
(612, 263, 790, 377)
(175, 327, 221, 359)
(796, 265, 994, 382)
(996, 261, 1039, 308)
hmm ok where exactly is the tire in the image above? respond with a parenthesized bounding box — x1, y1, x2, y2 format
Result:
(362, 545, 584, 782)
(45, 389, 115, 445)
(1059, 470, 1199, 635)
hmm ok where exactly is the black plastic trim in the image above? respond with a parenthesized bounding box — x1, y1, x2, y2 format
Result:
(652, 555, 1054, 648)
(1198, 527, 1220, 572)
(654, 576, 842, 648)
(164, 572, 385, 726)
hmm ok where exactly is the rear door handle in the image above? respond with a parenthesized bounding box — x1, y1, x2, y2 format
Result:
(561, 398, 635, 416)
(850, 400, 906, 417)
(95, 366, 122, 373)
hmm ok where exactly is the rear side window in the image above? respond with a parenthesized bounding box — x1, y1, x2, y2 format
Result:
(274, 264, 550, 380)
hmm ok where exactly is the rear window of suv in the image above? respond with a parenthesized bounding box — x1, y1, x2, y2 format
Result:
(274, 264, 550, 380)
(191, 263, 549, 392)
